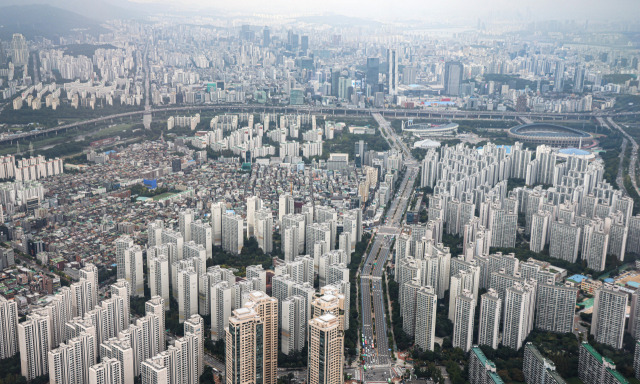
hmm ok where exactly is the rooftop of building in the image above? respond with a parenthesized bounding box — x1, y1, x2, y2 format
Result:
(606, 368, 629, 384)
(471, 346, 496, 369)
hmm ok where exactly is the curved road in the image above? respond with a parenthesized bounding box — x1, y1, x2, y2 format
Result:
(607, 117, 640, 197)
(2, 103, 640, 146)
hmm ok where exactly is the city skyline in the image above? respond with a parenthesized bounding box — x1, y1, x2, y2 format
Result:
(0, 2, 639, 384)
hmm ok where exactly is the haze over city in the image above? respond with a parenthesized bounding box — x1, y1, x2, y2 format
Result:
(126, 0, 640, 22)
(0, 1, 638, 384)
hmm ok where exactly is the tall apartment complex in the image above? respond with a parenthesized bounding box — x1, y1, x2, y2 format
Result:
(308, 313, 344, 384)
(591, 284, 628, 349)
(226, 291, 278, 384)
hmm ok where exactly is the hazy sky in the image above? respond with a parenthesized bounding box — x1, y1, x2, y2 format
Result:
(130, 0, 640, 22)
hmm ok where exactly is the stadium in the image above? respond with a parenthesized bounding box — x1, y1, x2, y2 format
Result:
(402, 120, 459, 137)
(508, 123, 594, 147)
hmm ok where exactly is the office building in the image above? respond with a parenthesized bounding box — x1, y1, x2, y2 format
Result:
(308, 313, 344, 384)
(388, 48, 398, 96)
(403, 66, 417, 85)
(366, 57, 379, 88)
(478, 289, 501, 349)
(591, 284, 628, 349)
(263, 27, 270, 47)
(444, 61, 463, 96)
(10, 33, 28, 66)
(554, 61, 565, 92)
(574, 66, 585, 93)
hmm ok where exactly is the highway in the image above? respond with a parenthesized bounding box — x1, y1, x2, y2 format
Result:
(360, 113, 419, 376)
(617, 138, 629, 195)
(607, 117, 640, 197)
(600, 114, 632, 194)
(2, 102, 640, 146)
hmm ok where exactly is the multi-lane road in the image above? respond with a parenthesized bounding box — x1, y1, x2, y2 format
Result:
(360, 114, 419, 378)
(607, 117, 640, 197)
(361, 237, 392, 367)
(3, 100, 640, 145)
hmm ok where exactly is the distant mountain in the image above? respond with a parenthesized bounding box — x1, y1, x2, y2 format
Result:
(0, 4, 106, 40)
(0, 0, 149, 21)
